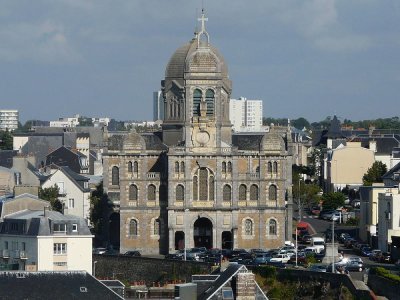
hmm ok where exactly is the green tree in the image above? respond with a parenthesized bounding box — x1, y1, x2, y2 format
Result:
(362, 161, 387, 186)
(89, 182, 113, 237)
(39, 185, 63, 212)
(0, 130, 13, 150)
(292, 117, 310, 130)
(321, 192, 345, 209)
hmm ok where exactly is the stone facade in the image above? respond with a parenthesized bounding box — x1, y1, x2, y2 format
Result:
(103, 12, 293, 255)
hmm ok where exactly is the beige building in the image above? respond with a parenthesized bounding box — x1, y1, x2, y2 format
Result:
(325, 142, 375, 191)
(103, 12, 293, 255)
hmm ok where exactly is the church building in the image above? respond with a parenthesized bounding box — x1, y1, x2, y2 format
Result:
(103, 11, 293, 255)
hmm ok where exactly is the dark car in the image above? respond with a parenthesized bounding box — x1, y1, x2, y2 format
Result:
(124, 250, 141, 257)
(345, 260, 364, 272)
(301, 235, 313, 244)
(361, 247, 372, 257)
(378, 252, 391, 263)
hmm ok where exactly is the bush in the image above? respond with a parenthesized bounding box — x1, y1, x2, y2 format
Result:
(371, 267, 400, 284)
(345, 217, 359, 226)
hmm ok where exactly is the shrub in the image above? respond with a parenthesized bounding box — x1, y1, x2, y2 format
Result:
(371, 267, 400, 284)
(345, 217, 359, 226)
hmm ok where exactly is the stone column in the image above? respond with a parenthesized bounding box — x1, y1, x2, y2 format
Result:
(169, 228, 174, 253)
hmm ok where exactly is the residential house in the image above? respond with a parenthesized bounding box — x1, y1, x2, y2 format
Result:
(377, 187, 400, 259)
(41, 166, 91, 222)
(0, 209, 93, 273)
(45, 146, 89, 174)
(325, 141, 375, 191)
(0, 193, 49, 220)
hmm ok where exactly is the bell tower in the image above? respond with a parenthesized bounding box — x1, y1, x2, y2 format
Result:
(162, 10, 232, 149)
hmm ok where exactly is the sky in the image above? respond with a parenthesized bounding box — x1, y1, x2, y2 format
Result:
(0, 0, 399, 123)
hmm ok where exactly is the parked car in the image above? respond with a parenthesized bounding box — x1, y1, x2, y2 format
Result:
(369, 250, 382, 261)
(301, 235, 312, 244)
(311, 206, 321, 215)
(269, 254, 291, 264)
(344, 238, 357, 249)
(361, 247, 372, 257)
(320, 210, 335, 220)
(338, 233, 351, 244)
(345, 260, 364, 272)
(93, 247, 107, 255)
(378, 252, 391, 263)
(309, 264, 328, 272)
(123, 250, 141, 257)
(165, 251, 184, 260)
(253, 253, 272, 265)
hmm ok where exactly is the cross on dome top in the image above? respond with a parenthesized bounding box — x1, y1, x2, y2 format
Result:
(196, 9, 210, 48)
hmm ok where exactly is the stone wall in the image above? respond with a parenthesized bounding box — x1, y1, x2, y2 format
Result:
(93, 255, 211, 284)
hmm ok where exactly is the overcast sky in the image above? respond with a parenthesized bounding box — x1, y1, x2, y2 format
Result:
(1, 0, 399, 123)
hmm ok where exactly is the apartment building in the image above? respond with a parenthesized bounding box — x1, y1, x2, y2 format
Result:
(0, 209, 93, 274)
(0, 110, 19, 131)
(229, 97, 264, 132)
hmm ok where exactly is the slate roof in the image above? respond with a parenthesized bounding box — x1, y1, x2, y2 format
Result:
(354, 135, 400, 155)
(382, 161, 400, 180)
(44, 165, 90, 193)
(196, 264, 267, 300)
(0, 271, 123, 299)
(232, 133, 264, 151)
(2, 209, 92, 236)
(141, 133, 168, 151)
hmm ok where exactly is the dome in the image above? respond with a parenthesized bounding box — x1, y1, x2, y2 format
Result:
(165, 39, 228, 79)
(122, 130, 146, 152)
(261, 132, 285, 153)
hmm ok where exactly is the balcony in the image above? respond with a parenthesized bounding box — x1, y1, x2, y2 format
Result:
(10, 250, 28, 260)
(1, 250, 9, 258)
(147, 172, 160, 180)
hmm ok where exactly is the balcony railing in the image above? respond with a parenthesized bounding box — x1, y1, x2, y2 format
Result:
(1, 249, 9, 258)
(147, 172, 160, 180)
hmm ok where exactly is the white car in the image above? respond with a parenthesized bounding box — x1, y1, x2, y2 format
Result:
(269, 254, 291, 264)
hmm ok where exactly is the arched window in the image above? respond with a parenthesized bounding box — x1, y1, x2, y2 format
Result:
(180, 161, 184, 173)
(193, 168, 214, 201)
(175, 161, 180, 173)
(269, 185, 277, 201)
(111, 166, 119, 185)
(273, 161, 278, 173)
(193, 89, 202, 116)
(223, 185, 232, 202)
(133, 161, 138, 173)
(267, 162, 272, 173)
(269, 219, 277, 235)
(154, 219, 160, 235)
(148, 184, 156, 201)
(255, 166, 260, 173)
(222, 162, 226, 173)
(127, 161, 133, 173)
(239, 184, 247, 201)
(227, 161, 232, 173)
(206, 89, 215, 116)
(193, 175, 198, 200)
(176, 185, 184, 201)
(250, 184, 259, 201)
(129, 184, 138, 201)
(129, 219, 137, 236)
(244, 219, 253, 236)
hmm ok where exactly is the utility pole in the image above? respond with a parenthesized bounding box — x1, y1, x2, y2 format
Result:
(332, 218, 335, 273)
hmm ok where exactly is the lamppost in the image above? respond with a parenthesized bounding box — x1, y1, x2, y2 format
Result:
(332, 218, 335, 273)
(184, 208, 189, 261)
(93, 260, 98, 277)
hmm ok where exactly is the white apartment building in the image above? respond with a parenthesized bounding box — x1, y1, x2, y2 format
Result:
(0, 110, 19, 131)
(153, 90, 164, 121)
(0, 210, 93, 274)
(50, 116, 79, 128)
(229, 97, 264, 132)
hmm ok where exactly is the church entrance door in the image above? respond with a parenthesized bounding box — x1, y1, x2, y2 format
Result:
(194, 218, 213, 249)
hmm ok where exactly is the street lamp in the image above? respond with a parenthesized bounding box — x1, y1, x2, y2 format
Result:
(184, 208, 189, 261)
(93, 261, 98, 277)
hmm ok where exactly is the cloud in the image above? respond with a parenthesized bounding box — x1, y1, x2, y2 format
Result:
(0, 20, 81, 63)
(315, 34, 372, 52)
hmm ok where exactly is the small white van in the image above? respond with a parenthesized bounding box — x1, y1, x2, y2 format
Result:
(311, 237, 325, 253)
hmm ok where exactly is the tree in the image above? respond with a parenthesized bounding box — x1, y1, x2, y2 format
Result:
(0, 130, 13, 150)
(321, 192, 345, 209)
(89, 182, 114, 238)
(39, 185, 63, 212)
(292, 117, 310, 130)
(362, 161, 387, 186)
